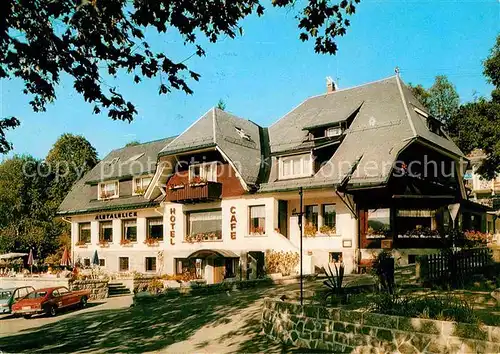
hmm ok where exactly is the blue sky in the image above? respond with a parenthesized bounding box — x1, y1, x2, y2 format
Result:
(1, 0, 499, 160)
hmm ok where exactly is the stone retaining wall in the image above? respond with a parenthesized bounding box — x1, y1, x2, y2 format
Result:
(262, 299, 500, 353)
(69, 280, 108, 300)
(0, 277, 69, 289)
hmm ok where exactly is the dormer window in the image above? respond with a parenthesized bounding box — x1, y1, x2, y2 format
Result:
(325, 126, 343, 137)
(98, 181, 119, 200)
(133, 176, 152, 195)
(279, 154, 313, 180)
(189, 162, 217, 183)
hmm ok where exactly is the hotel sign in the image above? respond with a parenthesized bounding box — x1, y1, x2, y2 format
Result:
(95, 211, 138, 220)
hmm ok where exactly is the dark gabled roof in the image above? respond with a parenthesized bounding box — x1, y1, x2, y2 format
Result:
(260, 76, 465, 193)
(84, 137, 175, 184)
(159, 108, 263, 186)
(58, 137, 175, 215)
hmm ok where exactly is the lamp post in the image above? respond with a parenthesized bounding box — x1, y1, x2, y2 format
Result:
(293, 187, 304, 306)
(299, 187, 304, 306)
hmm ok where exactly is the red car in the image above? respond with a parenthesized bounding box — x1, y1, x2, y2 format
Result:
(11, 286, 90, 318)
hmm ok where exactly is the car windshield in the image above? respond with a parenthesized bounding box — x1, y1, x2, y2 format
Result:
(0, 291, 12, 300)
(26, 291, 47, 299)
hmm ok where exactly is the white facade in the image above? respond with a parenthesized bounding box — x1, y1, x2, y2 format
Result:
(70, 190, 358, 282)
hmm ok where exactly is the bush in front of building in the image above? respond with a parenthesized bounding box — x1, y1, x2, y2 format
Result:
(265, 250, 299, 276)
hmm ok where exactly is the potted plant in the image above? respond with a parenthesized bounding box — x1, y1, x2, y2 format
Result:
(120, 238, 132, 246)
(134, 187, 146, 195)
(100, 191, 113, 199)
(75, 240, 87, 247)
(189, 176, 207, 187)
(168, 183, 185, 190)
(144, 238, 159, 246)
(304, 224, 317, 237)
(320, 225, 336, 235)
(250, 226, 265, 235)
(98, 239, 109, 247)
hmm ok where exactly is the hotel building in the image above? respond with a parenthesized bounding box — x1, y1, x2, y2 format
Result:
(58, 75, 489, 283)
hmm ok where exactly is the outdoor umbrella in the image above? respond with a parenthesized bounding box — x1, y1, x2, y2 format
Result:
(27, 249, 34, 274)
(92, 249, 99, 267)
(60, 247, 71, 267)
(0, 252, 28, 260)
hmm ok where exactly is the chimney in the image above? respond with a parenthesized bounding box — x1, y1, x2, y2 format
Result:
(326, 76, 336, 93)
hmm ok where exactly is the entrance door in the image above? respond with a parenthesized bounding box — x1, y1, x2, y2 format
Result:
(278, 200, 288, 238)
(213, 258, 225, 284)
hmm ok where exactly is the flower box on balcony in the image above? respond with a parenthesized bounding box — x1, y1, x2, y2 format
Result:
(144, 238, 159, 246)
(169, 184, 185, 191)
(185, 231, 222, 243)
(250, 226, 266, 236)
(319, 225, 337, 236)
(75, 240, 88, 247)
(100, 191, 115, 200)
(120, 239, 133, 247)
(134, 188, 146, 195)
(98, 240, 110, 247)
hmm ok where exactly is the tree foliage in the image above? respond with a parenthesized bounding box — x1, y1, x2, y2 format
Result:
(0, 156, 59, 258)
(0, 134, 98, 260)
(0, 0, 361, 152)
(409, 35, 500, 179)
(410, 76, 460, 124)
(45, 133, 98, 207)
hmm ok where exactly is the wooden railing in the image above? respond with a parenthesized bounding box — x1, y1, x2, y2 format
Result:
(165, 181, 222, 203)
(417, 248, 492, 285)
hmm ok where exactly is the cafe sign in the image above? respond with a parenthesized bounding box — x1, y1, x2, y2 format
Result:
(95, 211, 137, 220)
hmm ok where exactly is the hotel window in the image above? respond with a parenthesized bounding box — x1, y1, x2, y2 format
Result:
(119, 257, 129, 272)
(322, 204, 336, 230)
(98, 180, 119, 200)
(133, 176, 152, 195)
(189, 162, 217, 183)
(99, 221, 113, 242)
(279, 154, 312, 179)
(367, 209, 391, 239)
(146, 217, 163, 241)
(78, 223, 91, 244)
(325, 126, 343, 137)
(99, 259, 106, 267)
(145, 257, 156, 272)
(123, 219, 137, 242)
(186, 210, 222, 241)
(83, 258, 91, 267)
(329, 252, 343, 263)
(305, 205, 319, 231)
(249, 205, 266, 235)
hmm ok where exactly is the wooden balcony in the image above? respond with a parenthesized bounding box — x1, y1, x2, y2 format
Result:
(166, 181, 222, 203)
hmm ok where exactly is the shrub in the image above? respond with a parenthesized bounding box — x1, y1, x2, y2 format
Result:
(322, 262, 348, 304)
(147, 278, 164, 294)
(372, 293, 478, 324)
(265, 250, 299, 276)
(371, 251, 395, 294)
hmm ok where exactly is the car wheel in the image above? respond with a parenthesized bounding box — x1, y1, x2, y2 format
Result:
(80, 296, 88, 309)
(48, 305, 57, 317)
(23, 315, 32, 319)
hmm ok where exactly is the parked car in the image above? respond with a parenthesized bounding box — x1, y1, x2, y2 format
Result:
(11, 286, 90, 318)
(0, 286, 36, 314)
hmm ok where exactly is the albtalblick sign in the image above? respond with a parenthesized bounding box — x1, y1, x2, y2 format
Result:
(95, 211, 138, 220)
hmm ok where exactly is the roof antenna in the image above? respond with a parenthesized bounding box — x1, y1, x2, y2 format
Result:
(394, 66, 400, 76)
